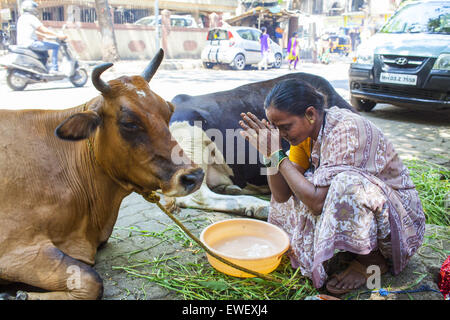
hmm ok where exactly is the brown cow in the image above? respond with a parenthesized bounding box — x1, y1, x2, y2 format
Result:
(0, 49, 204, 300)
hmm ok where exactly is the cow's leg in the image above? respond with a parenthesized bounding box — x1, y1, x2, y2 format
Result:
(174, 184, 270, 220)
(211, 184, 244, 195)
(1, 243, 103, 300)
(212, 184, 271, 196)
(169, 122, 269, 219)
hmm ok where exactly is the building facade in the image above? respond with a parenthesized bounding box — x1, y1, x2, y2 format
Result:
(0, 0, 240, 59)
(0, 0, 403, 60)
(0, 0, 239, 26)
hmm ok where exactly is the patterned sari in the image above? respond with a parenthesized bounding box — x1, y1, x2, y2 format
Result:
(269, 107, 425, 288)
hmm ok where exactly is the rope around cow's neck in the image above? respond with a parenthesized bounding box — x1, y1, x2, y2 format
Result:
(142, 191, 282, 284)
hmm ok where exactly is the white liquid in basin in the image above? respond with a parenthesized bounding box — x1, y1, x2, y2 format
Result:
(212, 236, 278, 258)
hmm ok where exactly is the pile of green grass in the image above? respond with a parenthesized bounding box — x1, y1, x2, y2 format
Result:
(113, 223, 318, 300)
(114, 255, 318, 300)
(404, 159, 449, 227)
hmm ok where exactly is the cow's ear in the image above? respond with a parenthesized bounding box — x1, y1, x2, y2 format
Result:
(55, 110, 101, 141)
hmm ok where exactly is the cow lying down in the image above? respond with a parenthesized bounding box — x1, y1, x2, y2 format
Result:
(167, 73, 356, 219)
(0, 50, 204, 300)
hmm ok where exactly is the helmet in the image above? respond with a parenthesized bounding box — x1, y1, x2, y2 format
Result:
(21, 1, 39, 15)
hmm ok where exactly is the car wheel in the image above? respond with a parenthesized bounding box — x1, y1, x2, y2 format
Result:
(350, 95, 377, 112)
(273, 53, 282, 68)
(6, 69, 28, 91)
(202, 62, 214, 69)
(231, 54, 246, 71)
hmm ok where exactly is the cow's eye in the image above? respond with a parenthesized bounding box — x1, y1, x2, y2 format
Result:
(120, 121, 140, 131)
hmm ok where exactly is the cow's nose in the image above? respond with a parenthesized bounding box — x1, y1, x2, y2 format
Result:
(179, 168, 204, 193)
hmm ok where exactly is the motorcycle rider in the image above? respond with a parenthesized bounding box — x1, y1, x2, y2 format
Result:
(16, 0, 67, 74)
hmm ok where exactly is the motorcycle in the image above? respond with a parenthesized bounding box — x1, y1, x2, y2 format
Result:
(0, 37, 88, 91)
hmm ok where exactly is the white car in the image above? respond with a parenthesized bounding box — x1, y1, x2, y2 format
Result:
(135, 15, 198, 28)
(201, 26, 283, 70)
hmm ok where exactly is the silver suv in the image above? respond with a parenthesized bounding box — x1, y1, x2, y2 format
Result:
(201, 26, 283, 70)
(135, 15, 198, 28)
(349, 0, 450, 111)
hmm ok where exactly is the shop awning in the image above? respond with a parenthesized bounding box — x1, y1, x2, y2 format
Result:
(225, 6, 299, 26)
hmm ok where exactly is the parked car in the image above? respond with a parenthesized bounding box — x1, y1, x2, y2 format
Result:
(201, 26, 283, 70)
(134, 15, 198, 28)
(349, 0, 450, 112)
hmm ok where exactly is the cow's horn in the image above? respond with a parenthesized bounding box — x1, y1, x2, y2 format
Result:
(141, 48, 164, 82)
(92, 63, 113, 94)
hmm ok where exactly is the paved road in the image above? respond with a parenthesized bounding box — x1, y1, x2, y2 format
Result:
(0, 61, 448, 300)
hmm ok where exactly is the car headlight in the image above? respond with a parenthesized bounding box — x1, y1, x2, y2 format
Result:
(355, 49, 374, 65)
(432, 53, 450, 71)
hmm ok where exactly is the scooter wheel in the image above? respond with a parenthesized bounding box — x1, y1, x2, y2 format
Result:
(70, 68, 88, 87)
(6, 70, 28, 91)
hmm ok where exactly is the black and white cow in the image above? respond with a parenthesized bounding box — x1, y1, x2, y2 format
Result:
(167, 72, 356, 218)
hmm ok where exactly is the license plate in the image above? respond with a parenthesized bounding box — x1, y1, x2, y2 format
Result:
(380, 72, 417, 86)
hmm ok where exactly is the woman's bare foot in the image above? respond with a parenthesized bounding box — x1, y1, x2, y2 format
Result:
(326, 250, 388, 294)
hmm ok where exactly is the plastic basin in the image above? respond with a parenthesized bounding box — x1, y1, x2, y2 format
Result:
(200, 218, 290, 278)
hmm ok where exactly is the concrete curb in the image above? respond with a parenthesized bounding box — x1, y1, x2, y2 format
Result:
(83, 59, 203, 71)
(160, 60, 203, 70)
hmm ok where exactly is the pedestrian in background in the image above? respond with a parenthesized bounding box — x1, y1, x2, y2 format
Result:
(287, 32, 300, 70)
(258, 26, 270, 71)
(275, 26, 284, 46)
(349, 27, 360, 52)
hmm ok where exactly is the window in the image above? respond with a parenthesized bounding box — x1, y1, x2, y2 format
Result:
(250, 30, 262, 41)
(207, 29, 228, 40)
(172, 18, 187, 27)
(80, 7, 97, 23)
(380, 2, 450, 34)
(237, 29, 256, 41)
(135, 17, 154, 25)
(134, 16, 195, 27)
(114, 9, 149, 24)
(41, 6, 64, 21)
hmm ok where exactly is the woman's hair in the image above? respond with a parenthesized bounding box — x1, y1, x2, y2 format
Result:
(261, 26, 267, 33)
(264, 79, 325, 116)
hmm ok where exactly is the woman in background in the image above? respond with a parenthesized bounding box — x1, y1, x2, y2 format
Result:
(258, 27, 270, 71)
(287, 32, 300, 70)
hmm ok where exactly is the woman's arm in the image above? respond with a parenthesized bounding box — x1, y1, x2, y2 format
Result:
(239, 112, 328, 214)
(277, 159, 329, 215)
(268, 161, 305, 203)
